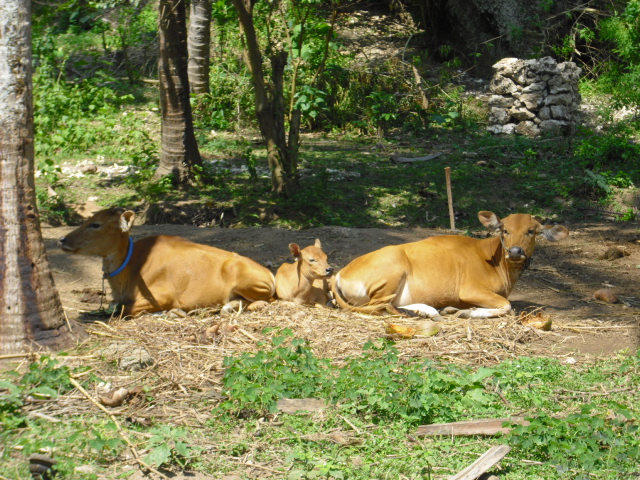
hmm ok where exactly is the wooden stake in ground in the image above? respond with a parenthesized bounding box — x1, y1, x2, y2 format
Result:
(445, 167, 455, 231)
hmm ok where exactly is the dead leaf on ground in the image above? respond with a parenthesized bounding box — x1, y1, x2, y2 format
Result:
(518, 310, 553, 331)
(99, 387, 130, 407)
(414, 320, 440, 336)
(385, 323, 417, 338)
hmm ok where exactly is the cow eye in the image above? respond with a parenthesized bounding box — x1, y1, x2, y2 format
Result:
(528, 229, 535, 235)
(90, 223, 101, 229)
(503, 229, 509, 235)
(309, 258, 316, 263)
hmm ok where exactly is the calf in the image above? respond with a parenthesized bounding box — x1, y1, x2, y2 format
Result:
(332, 211, 569, 318)
(275, 239, 334, 306)
(58, 207, 275, 316)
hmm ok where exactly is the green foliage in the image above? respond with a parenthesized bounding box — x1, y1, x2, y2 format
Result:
(143, 426, 202, 469)
(219, 333, 499, 423)
(572, 128, 640, 201)
(592, 1, 640, 112)
(509, 408, 639, 475)
(1, 357, 76, 434)
(220, 330, 332, 415)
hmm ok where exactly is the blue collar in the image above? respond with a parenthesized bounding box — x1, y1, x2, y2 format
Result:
(105, 238, 134, 278)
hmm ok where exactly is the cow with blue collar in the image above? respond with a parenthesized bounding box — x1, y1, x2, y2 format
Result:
(58, 207, 275, 316)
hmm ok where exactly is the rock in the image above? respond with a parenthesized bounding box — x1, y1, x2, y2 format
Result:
(515, 121, 540, 137)
(520, 91, 545, 110)
(551, 104, 569, 119)
(509, 106, 536, 121)
(490, 75, 518, 95)
(539, 119, 570, 135)
(593, 288, 619, 304)
(119, 346, 154, 371)
(489, 107, 511, 124)
(489, 95, 515, 108)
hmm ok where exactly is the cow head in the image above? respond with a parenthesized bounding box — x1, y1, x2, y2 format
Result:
(59, 207, 135, 256)
(289, 239, 334, 279)
(479, 211, 569, 263)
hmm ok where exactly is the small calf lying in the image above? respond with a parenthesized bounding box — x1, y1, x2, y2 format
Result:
(275, 239, 334, 306)
(58, 207, 275, 316)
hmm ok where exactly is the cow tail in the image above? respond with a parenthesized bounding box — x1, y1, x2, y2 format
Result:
(331, 283, 395, 315)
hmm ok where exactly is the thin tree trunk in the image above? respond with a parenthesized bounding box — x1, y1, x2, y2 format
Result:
(157, 0, 202, 186)
(188, 0, 212, 95)
(0, 0, 85, 354)
(232, 0, 298, 195)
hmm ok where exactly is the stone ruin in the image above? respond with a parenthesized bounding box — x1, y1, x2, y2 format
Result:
(487, 56, 582, 137)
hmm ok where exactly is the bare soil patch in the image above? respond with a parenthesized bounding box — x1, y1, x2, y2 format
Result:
(43, 219, 640, 364)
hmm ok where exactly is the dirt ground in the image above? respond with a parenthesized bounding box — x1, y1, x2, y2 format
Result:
(42, 219, 640, 360)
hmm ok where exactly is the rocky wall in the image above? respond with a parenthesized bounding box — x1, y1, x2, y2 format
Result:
(487, 57, 581, 137)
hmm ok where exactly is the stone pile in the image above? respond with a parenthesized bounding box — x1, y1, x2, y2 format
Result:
(487, 57, 581, 137)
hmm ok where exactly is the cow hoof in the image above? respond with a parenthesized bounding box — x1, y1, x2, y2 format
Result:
(441, 306, 460, 315)
(221, 300, 243, 315)
(456, 309, 473, 319)
(396, 307, 419, 317)
(247, 300, 268, 312)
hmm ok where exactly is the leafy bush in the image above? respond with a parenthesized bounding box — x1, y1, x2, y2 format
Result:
(218, 332, 499, 423)
(572, 128, 640, 200)
(509, 407, 639, 475)
(598, 0, 640, 112)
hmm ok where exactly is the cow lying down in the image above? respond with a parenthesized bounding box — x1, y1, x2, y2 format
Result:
(332, 211, 569, 318)
(58, 207, 275, 316)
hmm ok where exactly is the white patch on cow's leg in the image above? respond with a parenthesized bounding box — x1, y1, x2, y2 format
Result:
(456, 305, 512, 319)
(398, 303, 440, 318)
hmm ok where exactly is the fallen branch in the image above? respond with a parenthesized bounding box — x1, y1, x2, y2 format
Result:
(415, 417, 529, 437)
(390, 152, 443, 163)
(448, 444, 511, 480)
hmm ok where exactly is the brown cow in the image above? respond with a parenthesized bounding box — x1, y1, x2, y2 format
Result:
(275, 239, 334, 306)
(332, 211, 569, 318)
(58, 207, 275, 316)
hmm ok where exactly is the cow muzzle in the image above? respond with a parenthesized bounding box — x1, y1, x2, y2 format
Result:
(505, 246, 527, 262)
(58, 237, 77, 253)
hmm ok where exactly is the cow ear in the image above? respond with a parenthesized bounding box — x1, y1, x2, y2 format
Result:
(314, 238, 322, 248)
(478, 211, 503, 232)
(540, 224, 569, 242)
(289, 243, 301, 258)
(120, 211, 136, 232)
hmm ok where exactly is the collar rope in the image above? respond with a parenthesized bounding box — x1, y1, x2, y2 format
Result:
(104, 238, 134, 278)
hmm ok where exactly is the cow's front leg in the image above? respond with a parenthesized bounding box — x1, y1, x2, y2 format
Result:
(396, 303, 441, 318)
(449, 291, 512, 319)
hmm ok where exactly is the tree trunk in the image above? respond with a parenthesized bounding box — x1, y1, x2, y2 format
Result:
(187, 0, 212, 95)
(157, 0, 203, 186)
(0, 0, 85, 354)
(232, 0, 299, 195)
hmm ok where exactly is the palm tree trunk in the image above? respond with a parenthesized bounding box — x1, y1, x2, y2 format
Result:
(157, 0, 203, 186)
(0, 0, 85, 354)
(188, 0, 212, 95)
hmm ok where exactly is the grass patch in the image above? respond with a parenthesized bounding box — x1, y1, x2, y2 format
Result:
(2, 331, 638, 479)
